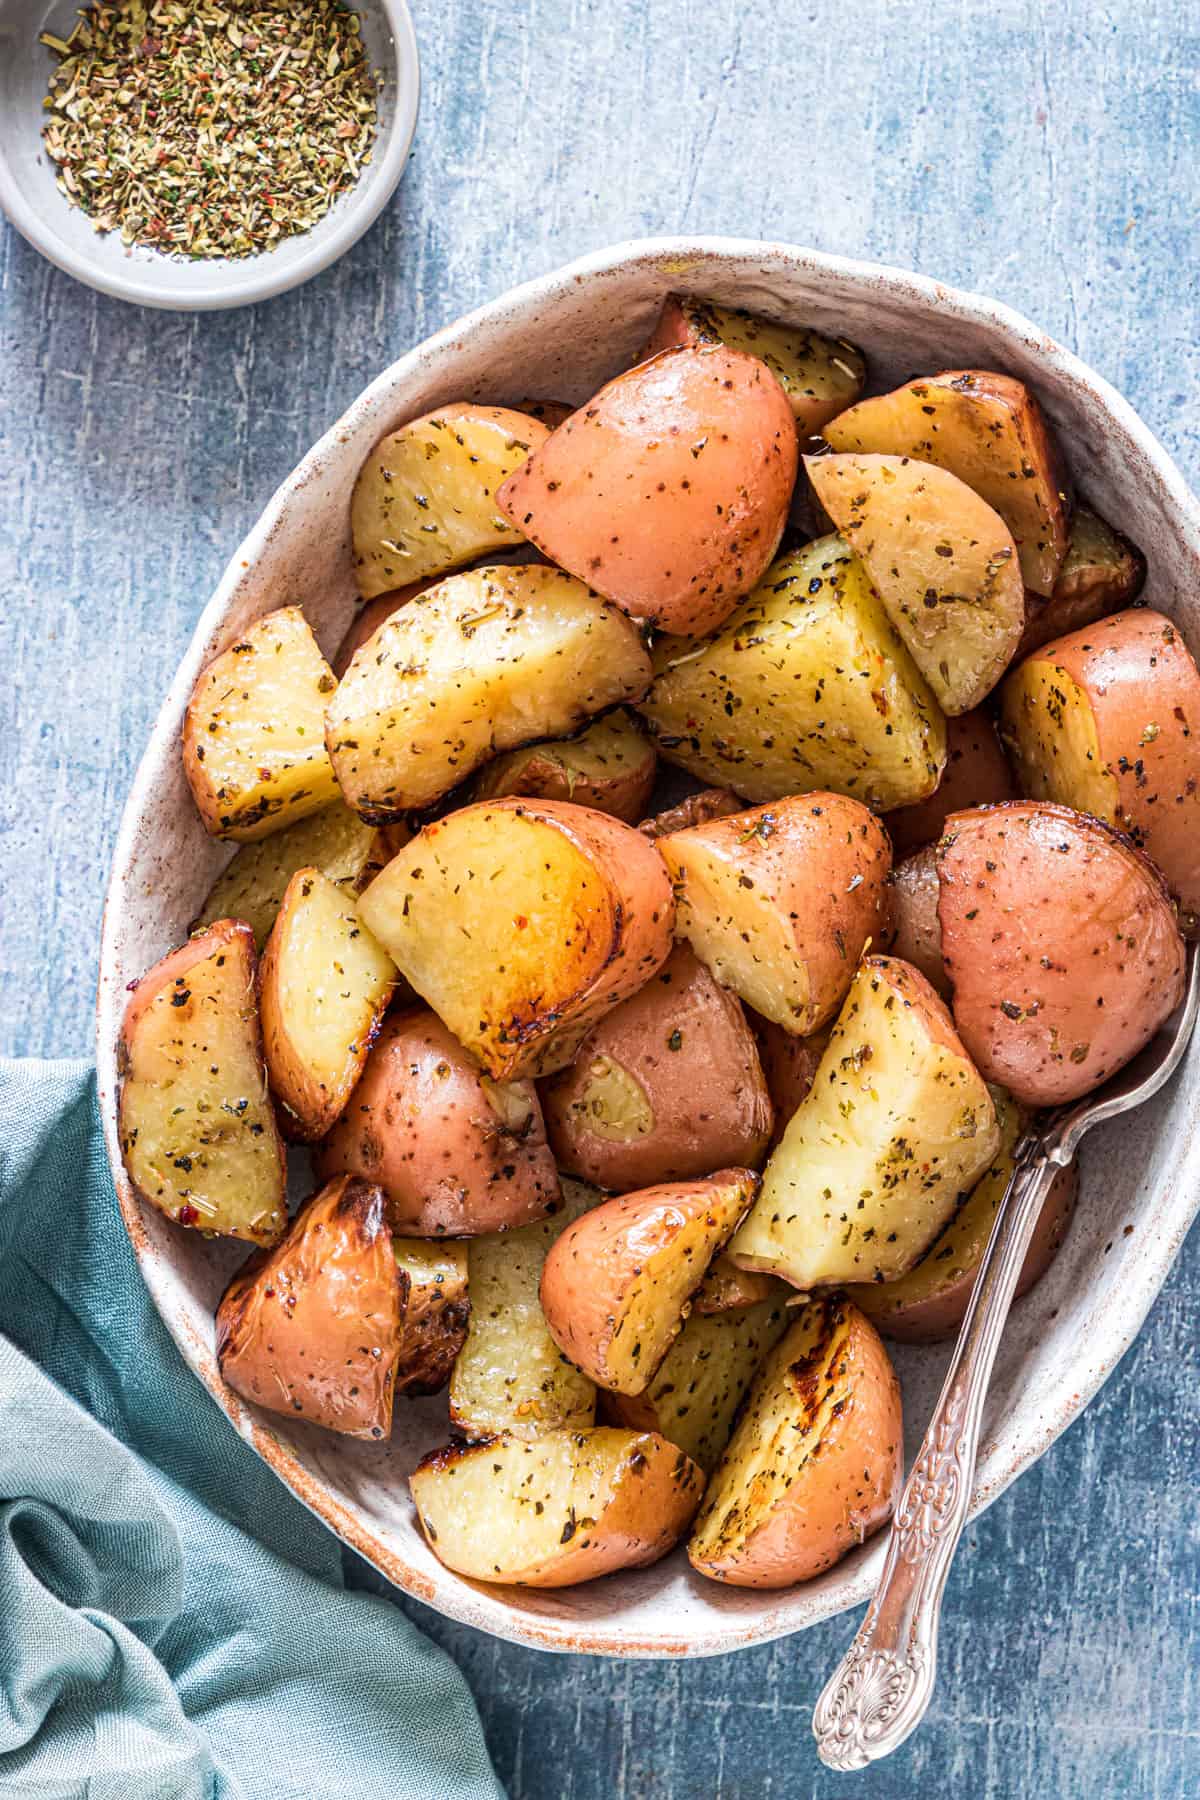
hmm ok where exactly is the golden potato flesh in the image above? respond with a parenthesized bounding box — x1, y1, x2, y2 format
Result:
(259, 869, 396, 1140)
(392, 1239, 470, 1396)
(449, 1179, 601, 1441)
(807, 453, 1025, 715)
(193, 801, 391, 950)
(410, 1428, 704, 1588)
(182, 607, 340, 841)
(471, 709, 658, 823)
(326, 564, 652, 819)
(350, 404, 549, 597)
(118, 921, 286, 1245)
(729, 956, 999, 1289)
(823, 370, 1069, 596)
(638, 536, 946, 811)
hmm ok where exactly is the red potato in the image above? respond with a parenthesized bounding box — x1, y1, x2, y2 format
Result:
(1016, 506, 1145, 657)
(885, 709, 1017, 857)
(497, 345, 798, 636)
(658, 792, 892, 1035)
(693, 1255, 787, 1315)
(216, 1176, 403, 1439)
(471, 709, 657, 823)
(937, 802, 1186, 1106)
(638, 788, 744, 839)
(748, 1013, 829, 1148)
(332, 581, 438, 678)
(315, 1008, 560, 1235)
(998, 609, 1200, 928)
(889, 847, 952, 997)
(539, 945, 772, 1191)
(688, 1297, 902, 1588)
(508, 399, 575, 430)
(539, 1171, 760, 1395)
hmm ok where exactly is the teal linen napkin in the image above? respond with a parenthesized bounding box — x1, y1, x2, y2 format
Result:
(0, 1059, 505, 1800)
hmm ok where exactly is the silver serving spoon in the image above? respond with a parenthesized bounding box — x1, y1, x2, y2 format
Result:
(813, 945, 1200, 1772)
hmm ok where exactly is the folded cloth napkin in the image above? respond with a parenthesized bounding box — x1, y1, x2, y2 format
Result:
(0, 1059, 505, 1800)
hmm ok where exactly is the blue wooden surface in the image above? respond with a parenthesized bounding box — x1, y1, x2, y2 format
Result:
(2, 0, 1198, 1794)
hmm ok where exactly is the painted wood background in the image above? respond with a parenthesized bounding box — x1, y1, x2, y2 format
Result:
(1, 0, 1197, 1794)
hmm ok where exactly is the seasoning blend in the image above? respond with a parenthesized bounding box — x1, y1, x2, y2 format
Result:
(39, 0, 381, 260)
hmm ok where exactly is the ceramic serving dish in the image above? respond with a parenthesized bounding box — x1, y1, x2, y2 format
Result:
(96, 238, 1200, 1656)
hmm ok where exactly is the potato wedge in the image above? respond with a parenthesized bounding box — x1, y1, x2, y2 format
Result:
(688, 1297, 901, 1587)
(497, 345, 797, 636)
(641, 296, 865, 434)
(350, 404, 549, 597)
(601, 1296, 790, 1473)
(358, 798, 675, 1080)
(885, 708, 1016, 857)
(448, 1178, 600, 1440)
(1017, 506, 1145, 656)
(410, 1427, 704, 1588)
(259, 868, 396, 1140)
(847, 1093, 1077, 1342)
(315, 1007, 560, 1235)
(637, 536, 946, 811)
(806, 453, 1025, 715)
(509, 398, 575, 429)
(823, 370, 1069, 596)
(118, 920, 286, 1245)
(889, 846, 951, 997)
(998, 608, 1200, 927)
(728, 956, 999, 1289)
(391, 1238, 471, 1395)
(193, 801, 392, 950)
(638, 788, 743, 839)
(693, 1254, 787, 1315)
(216, 1176, 401, 1437)
(659, 793, 892, 1035)
(182, 607, 341, 841)
(748, 1013, 828, 1142)
(332, 580, 438, 677)
(539, 1171, 759, 1395)
(539, 944, 772, 1190)
(472, 709, 657, 823)
(937, 802, 1186, 1105)
(326, 563, 652, 820)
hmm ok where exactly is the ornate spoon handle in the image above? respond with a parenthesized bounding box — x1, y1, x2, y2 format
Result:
(812, 1133, 1064, 1771)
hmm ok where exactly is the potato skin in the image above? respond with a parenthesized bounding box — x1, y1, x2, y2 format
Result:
(471, 709, 657, 824)
(938, 802, 1186, 1106)
(889, 846, 950, 997)
(999, 609, 1200, 928)
(332, 580, 438, 678)
(497, 345, 798, 636)
(1016, 507, 1145, 657)
(539, 945, 772, 1190)
(638, 788, 743, 839)
(390, 1240, 471, 1395)
(748, 1013, 827, 1148)
(216, 1176, 402, 1438)
(886, 709, 1016, 858)
(688, 1297, 902, 1588)
(315, 1008, 560, 1235)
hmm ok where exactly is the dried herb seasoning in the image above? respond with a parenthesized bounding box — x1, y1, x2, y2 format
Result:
(40, 0, 380, 260)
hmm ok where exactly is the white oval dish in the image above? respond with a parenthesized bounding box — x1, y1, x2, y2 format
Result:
(96, 238, 1200, 1656)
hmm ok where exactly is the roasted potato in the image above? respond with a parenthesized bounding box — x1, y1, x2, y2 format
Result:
(259, 869, 396, 1140)
(182, 607, 341, 841)
(193, 801, 392, 950)
(847, 1092, 1077, 1342)
(497, 345, 798, 636)
(641, 295, 865, 433)
(822, 370, 1069, 596)
(410, 1427, 704, 1588)
(601, 1296, 790, 1473)
(693, 1254, 788, 1315)
(729, 956, 999, 1289)
(390, 1238, 471, 1395)
(885, 708, 1016, 857)
(471, 709, 657, 823)
(1016, 506, 1145, 656)
(216, 1176, 401, 1437)
(326, 563, 652, 820)
(332, 580, 438, 677)
(358, 797, 675, 1081)
(539, 945, 772, 1191)
(748, 1013, 828, 1148)
(448, 1178, 600, 1440)
(118, 920, 286, 1246)
(998, 609, 1200, 928)
(638, 788, 743, 839)
(889, 846, 952, 997)
(936, 802, 1186, 1105)
(806, 453, 1026, 715)
(351, 404, 549, 598)
(688, 1297, 901, 1587)
(509, 398, 575, 429)
(637, 536, 946, 811)
(659, 793, 892, 1034)
(539, 1170, 759, 1395)
(315, 1008, 560, 1235)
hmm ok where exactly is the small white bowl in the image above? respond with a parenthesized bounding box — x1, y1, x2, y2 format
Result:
(0, 0, 419, 310)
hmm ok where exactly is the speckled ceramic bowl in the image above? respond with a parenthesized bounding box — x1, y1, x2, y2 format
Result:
(96, 238, 1200, 1656)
